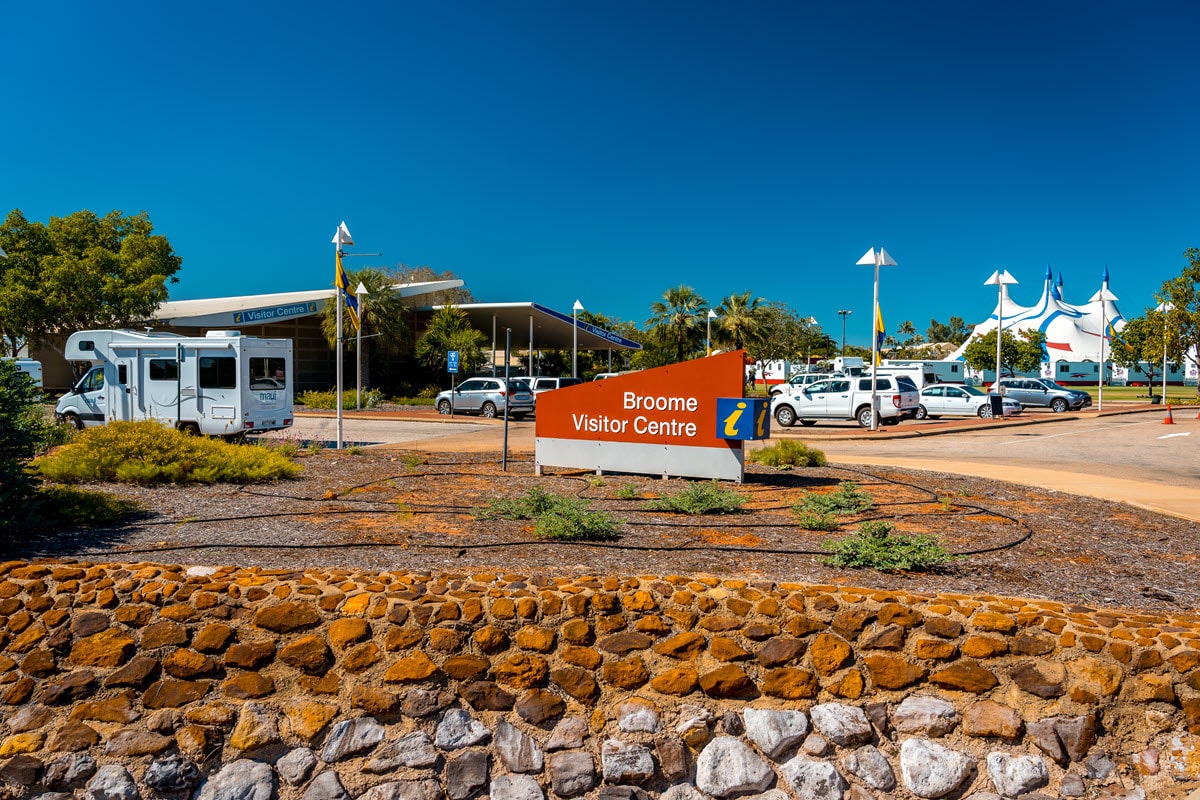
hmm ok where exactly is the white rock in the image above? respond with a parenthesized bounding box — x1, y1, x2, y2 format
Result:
(842, 744, 896, 790)
(809, 703, 873, 746)
(744, 707, 810, 759)
(900, 738, 974, 799)
(489, 773, 544, 800)
(892, 695, 959, 737)
(986, 752, 1048, 798)
(695, 736, 774, 796)
(780, 756, 848, 800)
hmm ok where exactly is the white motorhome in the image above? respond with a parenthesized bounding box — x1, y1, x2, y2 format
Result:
(55, 329, 293, 437)
(2, 357, 42, 387)
(881, 358, 966, 385)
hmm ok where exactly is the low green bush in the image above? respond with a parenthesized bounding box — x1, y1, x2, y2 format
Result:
(32, 420, 302, 484)
(296, 388, 385, 409)
(646, 481, 747, 515)
(795, 510, 840, 531)
(748, 439, 827, 469)
(793, 481, 874, 516)
(474, 487, 620, 541)
(823, 520, 955, 572)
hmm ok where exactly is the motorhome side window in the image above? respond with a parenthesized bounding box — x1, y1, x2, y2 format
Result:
(249, 357, 287, 389)
(149, 360, 179, 381)
(199, 356, 237, 389)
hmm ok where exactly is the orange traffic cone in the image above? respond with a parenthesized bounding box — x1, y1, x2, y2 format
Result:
(1163, 404, 1174, 424)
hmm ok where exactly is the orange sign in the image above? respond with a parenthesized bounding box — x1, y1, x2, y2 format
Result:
(536, 350, 747, 448)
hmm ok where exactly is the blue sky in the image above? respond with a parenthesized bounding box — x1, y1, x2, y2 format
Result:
(5, 1, 1198, 346)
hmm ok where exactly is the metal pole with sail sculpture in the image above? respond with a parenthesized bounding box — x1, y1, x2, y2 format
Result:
(856, 247, 897, 432)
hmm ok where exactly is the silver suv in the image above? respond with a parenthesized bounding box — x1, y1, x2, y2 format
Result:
(436, 377, 535, 419)
(996, 377, 1091, 412)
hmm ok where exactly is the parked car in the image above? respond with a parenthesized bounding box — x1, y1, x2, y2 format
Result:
(996, 377, 1092, 412)
(771, 375, 919, 428)
(436, 377, 534, 419)
(916, 383, 1023, 419)
(768, 372, 843, 397)
(517, 376, 583, 395)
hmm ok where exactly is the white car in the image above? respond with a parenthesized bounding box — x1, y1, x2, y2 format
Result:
(771, 375, 920, 428)
(916, 384, 1022, 419)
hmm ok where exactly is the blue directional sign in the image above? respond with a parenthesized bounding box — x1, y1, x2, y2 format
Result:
(715, 397, 771, 440)
(447, 350, 460, 374)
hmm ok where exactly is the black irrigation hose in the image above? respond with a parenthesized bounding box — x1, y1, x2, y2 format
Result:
(74, 463, 1034, 560)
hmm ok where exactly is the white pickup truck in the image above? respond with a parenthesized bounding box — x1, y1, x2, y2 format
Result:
(770, 374, 920, 428)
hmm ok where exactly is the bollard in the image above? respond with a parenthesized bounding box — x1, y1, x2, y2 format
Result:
(1163, 404, 1174, 424)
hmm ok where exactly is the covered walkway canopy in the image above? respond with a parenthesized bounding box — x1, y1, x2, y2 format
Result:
(435, 302, 641, 352)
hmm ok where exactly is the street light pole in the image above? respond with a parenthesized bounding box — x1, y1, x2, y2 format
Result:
(856, 248, 897, 432)
(837, 310, 851, 357)
(706, 309, 717, 356)
(984, 270, 1018, 392)
(1157, 301, 1173, 403)
(1090, 286, 1118, 412)
(572, 300, 583, 378)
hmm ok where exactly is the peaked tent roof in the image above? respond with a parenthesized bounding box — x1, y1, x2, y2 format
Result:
(948, 267, 1126, 362)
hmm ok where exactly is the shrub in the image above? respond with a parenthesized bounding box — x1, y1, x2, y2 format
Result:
(748, 440, 827, 469)
(24, 486, 142, 530)
(474, 487, 620, 541)
(535, 501, 620, 541)
(793, 482, 874, 516)
(795, 510, 840, 531)
(646, 481, 747, 515)
(823, 520, 955, 572)
(296, 388, 385, 409)
(614, 483, 641, 500)
(32, 420, 302, 484)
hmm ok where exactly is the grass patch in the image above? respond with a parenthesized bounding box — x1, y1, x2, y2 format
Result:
(32, 420, 302, 484)
(793, 482, 874, 517)
(474, 487, 619, 541)
(646, 481, 747, 515)
(748, 439, 827, 469)
(823, 520, 955, 572)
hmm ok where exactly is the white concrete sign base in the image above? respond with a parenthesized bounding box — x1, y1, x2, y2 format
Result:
(536, 437, 745, 482)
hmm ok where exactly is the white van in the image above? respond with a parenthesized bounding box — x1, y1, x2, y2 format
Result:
(2, 357, 42, 388)
(55, 329, 293, 438)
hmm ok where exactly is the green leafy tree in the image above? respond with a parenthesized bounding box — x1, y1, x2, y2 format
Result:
(1108, 315, 1163, 392)
(646, 285, 707, 363)
(750, 302, 807, 363)
(926, 316, 971, 346)
(0, 209, 181, 356)
(962, 328, 1046, 379)
(0, 360, 57, 530)
(714, 291, 767, 352)
(414, 306, 487, 378)
(1157, 247, 1200, 397)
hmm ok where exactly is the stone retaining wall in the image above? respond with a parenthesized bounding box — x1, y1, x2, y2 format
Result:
(1, 561, 1199, 800)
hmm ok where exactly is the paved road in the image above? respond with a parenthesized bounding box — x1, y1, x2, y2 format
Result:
(272, 406, 1200, 522)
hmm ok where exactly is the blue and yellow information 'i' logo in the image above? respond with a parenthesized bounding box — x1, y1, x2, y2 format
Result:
(715, 397, 770, 440)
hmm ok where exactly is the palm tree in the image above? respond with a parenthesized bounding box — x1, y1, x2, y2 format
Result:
(646, 285, 708, 363)
(415, 306, 487, 375)
(715, 291, 767, 352)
